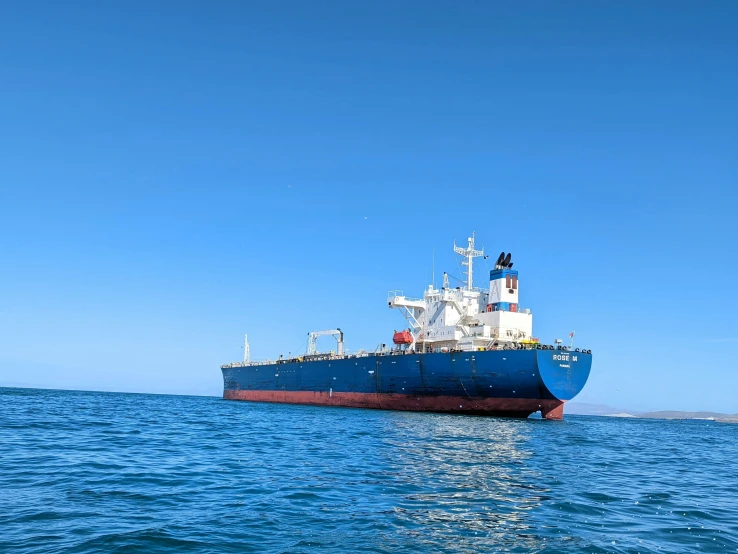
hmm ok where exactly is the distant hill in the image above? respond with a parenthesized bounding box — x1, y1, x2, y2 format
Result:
(566, 403, 738, 423)
(639, 411, 738, 423)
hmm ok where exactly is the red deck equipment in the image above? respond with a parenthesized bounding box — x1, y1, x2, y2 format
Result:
(392, 330, 414, 345)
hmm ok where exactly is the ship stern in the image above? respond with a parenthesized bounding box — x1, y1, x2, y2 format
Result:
(536, 349, 593, 419)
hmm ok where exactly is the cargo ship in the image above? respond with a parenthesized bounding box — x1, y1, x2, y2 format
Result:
(221, 234, 592, 419)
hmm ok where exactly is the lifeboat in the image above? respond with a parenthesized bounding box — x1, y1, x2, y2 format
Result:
(392, 330, 414, 345)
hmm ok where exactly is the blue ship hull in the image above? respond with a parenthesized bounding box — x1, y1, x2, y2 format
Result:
(222, 348, 592, 419)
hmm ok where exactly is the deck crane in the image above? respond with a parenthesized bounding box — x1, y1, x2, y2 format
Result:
(307, 328, 344, 356)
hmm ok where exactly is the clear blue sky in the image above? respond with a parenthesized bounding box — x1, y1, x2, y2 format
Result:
(1, 1, 736, 412)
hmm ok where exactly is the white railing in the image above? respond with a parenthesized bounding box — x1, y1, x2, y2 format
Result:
(387, 290, 424, 303)
(221, 349, 383, 369)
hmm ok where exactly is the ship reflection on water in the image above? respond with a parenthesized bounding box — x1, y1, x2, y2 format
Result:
(376, 412, 550, 551)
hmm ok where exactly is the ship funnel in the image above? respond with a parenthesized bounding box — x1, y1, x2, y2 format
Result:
(495, 252, 505, 268)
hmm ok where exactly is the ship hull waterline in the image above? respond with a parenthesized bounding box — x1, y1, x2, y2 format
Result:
(222, 349, 591, 420)
(224, 389, 565, 419)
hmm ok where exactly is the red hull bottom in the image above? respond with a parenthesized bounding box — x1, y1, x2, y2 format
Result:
(223, 390, 565, 420)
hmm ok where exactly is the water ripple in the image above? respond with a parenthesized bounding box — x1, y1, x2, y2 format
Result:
(1, 387, 737, 553)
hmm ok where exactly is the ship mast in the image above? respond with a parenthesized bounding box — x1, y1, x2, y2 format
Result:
(243, 334, 250, 364)
(454, 232, 484, 291)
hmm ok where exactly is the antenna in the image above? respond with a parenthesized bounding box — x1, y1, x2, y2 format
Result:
(453, 232, 485, 291)
(243, 334, 250, 364)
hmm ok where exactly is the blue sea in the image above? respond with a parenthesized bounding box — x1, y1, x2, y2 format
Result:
(1, 388, 736, 553)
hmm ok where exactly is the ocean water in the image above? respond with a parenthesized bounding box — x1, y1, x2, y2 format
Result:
(1, 388, 736, 554)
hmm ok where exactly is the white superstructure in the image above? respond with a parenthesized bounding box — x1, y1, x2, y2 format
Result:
(388, 234, 536, 352)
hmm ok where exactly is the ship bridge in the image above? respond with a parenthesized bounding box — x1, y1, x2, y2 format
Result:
(389, 233, 535, 353)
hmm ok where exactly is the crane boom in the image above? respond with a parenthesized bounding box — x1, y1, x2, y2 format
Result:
(307, 328, 344, 356)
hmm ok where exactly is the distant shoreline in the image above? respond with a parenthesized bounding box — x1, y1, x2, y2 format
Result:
(567, 402, 738, 424)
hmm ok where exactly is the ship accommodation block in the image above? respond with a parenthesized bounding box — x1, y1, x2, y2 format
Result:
(388, 267, 533, 351)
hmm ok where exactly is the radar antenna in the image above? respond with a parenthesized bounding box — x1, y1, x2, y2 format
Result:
(454, 232, 485, 291)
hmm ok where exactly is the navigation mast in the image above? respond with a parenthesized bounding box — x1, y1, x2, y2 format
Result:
(243, 334, 250, 364)
(454, 232, 485, 291)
